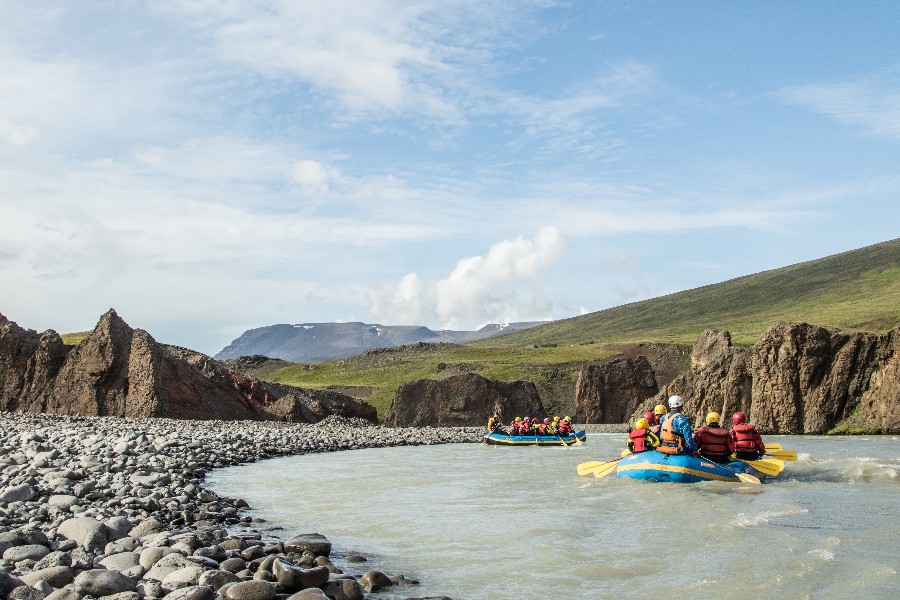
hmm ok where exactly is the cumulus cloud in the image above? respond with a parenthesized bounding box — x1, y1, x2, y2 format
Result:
(369, 227, 566, 328)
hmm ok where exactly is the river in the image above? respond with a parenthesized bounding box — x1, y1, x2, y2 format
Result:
(206, 434, 899, 599)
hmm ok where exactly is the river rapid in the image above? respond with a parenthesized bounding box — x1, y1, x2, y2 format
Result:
(207, 434, 899, 599)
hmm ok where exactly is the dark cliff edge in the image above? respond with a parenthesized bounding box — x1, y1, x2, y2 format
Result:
(606, 322, 898, 434)
(0, 309, 376, 423)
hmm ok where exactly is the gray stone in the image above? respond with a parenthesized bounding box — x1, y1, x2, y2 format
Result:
(359, 570, 392, 593)
(57, 518, 108, 547)
(8, 585, 47, 600)
(223, 580, 276, 600)
(161, 586, 216, 600)
(136, 580, 163, 599)
(272, 560, 329, 592)
(0, 483, 37, 502)
(0, 572, 24, 599)
(218, 557, 246, 573)
(127, 518, 164, 539)
(73, 569, 136, 596)
(197, 570, 238, 590)
(99, 552, 141, 573)
(139, 547, 178, 570)
(47, 495, 80, 510)
(285, 590, 329, 600)
(96, 593, 139, 600)
(33, 551, 71, 570)
(161, 566, 204, 592)
(20, 566, 75, 588)
(103, 517, 133, 541)
(143, 565, 180, 582)
(3, 544, 51, 562)
(43, 589, 82, 600)
(320, 578, 364, 600)
(282, 535, 331, 558)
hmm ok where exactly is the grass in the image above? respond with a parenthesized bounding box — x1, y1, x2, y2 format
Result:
(60, 332, 90, 345)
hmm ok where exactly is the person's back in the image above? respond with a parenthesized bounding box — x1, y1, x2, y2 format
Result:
(730, 412, 765, 460)
(627, 418, 659, 453)
(694, 412, 733, 462)
(658, 396, 698, 455)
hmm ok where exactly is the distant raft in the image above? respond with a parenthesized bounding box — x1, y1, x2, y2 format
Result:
(616, 450, 775, 483)
(483, 430, 587, 446)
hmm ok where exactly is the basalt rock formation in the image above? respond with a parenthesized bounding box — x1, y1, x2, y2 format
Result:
(383, 372, 545, 427)
(630, 323, 900, 434)
(0, 310, 376, 423)
(574, 356, 659, 424)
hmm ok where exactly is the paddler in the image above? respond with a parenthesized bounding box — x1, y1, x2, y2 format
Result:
(729, 412, 766, 460)
(626, 417, 660, 453)
(658, 395, 698, 455)
(693, 411, 734, 462)
(650, 404, 667, 435)
(556, 416, 573, 435)
(487, 413, 503, 433)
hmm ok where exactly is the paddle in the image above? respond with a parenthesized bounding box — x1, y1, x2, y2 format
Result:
(554, 429, 570, 447)
(765, 443, 782, 451)
(740, 457, 784, 476)
(766, 449, 797, 461)
(577, 457, 622, 477)
(696, 452, 761, 484)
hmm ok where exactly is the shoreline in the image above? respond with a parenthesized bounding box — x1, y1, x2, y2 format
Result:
(0, 412, 483, 600)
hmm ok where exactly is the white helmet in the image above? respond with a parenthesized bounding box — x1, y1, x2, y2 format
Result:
(668, 395, 684, 408)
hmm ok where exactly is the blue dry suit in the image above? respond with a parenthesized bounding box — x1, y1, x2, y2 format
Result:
(661, 412, 698, 454)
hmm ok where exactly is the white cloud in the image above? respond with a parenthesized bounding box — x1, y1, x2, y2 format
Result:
(780, 70, 900, 139)
(0, 119, 38, 145)
(292, 160, 342, 196)
(369, 226, 566, 328)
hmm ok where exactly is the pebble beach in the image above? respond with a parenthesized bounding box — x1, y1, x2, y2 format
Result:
(0, 412, 483, 600)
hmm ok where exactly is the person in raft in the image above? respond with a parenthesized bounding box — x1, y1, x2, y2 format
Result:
(693, 411, 734, 463)
(556, 416, 574, 436)
(627, 417, 660, 453)
(538, 418, 553, 434)
(649, 404, 667, 435)
(487, 414, 503, 433)
(730, 412, 766, 460)
(658, 395, 699, 455)
(508, 416, 523, 434)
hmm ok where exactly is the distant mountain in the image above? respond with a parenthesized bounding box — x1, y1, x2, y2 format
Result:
(214, 321, 550, 362)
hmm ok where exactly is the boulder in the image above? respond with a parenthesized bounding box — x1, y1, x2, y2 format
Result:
(282, 534, 331, 558)
(384, 372, 546, 427)
(73, 569, 135, 596)
(223, 580, 276, 600)
(56, 517, 108, 548)
(575, 356, 659, 423)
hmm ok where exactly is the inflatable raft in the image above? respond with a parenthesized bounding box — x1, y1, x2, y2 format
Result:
(616, 451, 770, 483)
(483, 430, 587, 446)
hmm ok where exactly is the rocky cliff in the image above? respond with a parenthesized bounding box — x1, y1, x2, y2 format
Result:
(628, 323, 899, 434)
(383, 372, 545, 427)
(0, 310, 376, 423)
(574, 356, 659, 423)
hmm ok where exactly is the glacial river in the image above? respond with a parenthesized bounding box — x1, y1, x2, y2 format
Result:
(207, 434, 899, 599)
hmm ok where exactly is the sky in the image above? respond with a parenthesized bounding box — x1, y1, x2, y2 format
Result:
(1, 1, 899, 356)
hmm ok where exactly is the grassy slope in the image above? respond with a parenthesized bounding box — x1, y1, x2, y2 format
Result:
(479, 237, 900, 349)
(270, 238, 900, 419)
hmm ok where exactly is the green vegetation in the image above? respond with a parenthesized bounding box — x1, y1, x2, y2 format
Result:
(271, 238, 900, 420)
(477, 238, 900, 349)
(61, 332, 89, 345)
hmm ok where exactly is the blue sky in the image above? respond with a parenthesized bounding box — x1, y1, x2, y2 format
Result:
(1, 1, 898, 355)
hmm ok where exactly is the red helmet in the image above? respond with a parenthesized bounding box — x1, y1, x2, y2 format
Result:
(643, 411, 655, 422)
(732, 412, 746, 425)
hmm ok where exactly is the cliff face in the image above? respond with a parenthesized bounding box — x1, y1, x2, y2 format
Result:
(574, 356, 659, 424)
(631, 323, 899, 434)
(0, 310, 376, 423)
(384, 372, 545, 427)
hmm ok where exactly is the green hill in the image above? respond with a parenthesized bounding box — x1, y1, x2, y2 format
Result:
(479, 237, 900, 349)
(266, 238, 900, 419)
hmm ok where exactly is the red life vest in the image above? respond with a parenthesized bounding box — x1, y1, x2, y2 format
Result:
(732, 423, 761, 455)
(558, 421, 572, 434)
(658, 414, 683, 455)
(629, 428, 651, 452)
(697, 425, 730, 459)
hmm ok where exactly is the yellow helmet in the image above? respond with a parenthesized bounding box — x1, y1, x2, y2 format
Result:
(564, 416, 571, 422)
(635, 417, 650, 430)
(654, 404, 666, 416)
(706, 412, 720, 425)
(515, 417, 522, 422)
(553, 416, 560, 422)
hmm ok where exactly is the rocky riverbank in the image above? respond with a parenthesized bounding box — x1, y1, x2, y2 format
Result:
(0, 412, 483, 600)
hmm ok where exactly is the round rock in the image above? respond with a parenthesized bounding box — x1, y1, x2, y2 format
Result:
(73, 569, 136, 596)
(223, 580, 276, 600)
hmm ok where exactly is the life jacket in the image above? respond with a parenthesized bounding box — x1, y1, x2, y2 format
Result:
(697, 425, 730, 459)
(732, 423, 761, 456)
(658, 414, 684, 455)
(557, 421, 572, 434)
(488, 417, 497, 431)
(538, 424, 548, 434)
(628, 428, 651, 452)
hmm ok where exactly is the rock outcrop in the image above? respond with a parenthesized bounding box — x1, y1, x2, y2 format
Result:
(574, 356, 659, 424)
(383, 372, 545, 427)
(0, 310, 376, 423)
(631, 323, 900, 434)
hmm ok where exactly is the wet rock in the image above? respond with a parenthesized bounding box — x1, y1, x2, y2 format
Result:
(272, 560, 329, 591)
(359, 570, 393, 593)
(320, 577, 363, 600)
(285, 589, 330, 600)
(283, 535, 331, 558)
(197, 569, 239, 590)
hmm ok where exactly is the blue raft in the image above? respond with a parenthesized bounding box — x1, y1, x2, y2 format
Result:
(616, 450, 769, 483)
(483, 430, 587, 446)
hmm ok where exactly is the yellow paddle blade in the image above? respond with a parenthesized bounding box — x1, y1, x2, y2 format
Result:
(591, 462, 620, 479)
(620, 449, 632, 457)
(576, 461, 607, 476)
(765, 443, 782, 451)
(766, 449, 797, 461)
(735, 472, 761, 484)
(744, 458, 784, 476)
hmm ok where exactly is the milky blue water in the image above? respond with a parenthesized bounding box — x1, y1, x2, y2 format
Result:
(207, 434, 899, 599)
